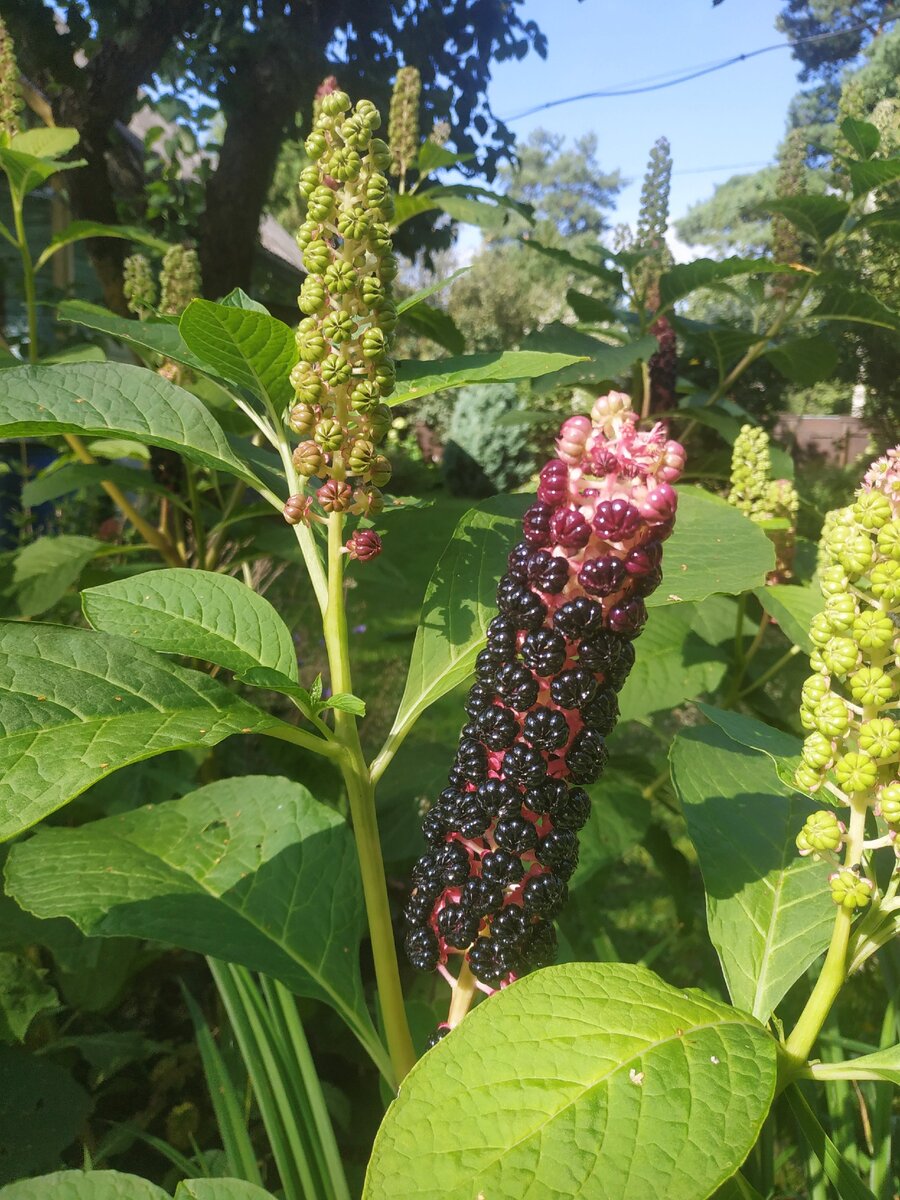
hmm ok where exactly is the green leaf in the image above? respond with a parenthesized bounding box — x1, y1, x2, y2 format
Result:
(382, 495, 527, 765)
(219, 287, 270, 314)
(390, 351, 587, 406)
(0, 1171, 169, 1199)
(415, 141, 470, 176)
(810, 1043, 900, 1086)
(840, 117, 880, 160)
(398, 302, 465, 354)
(0, 622, 278, 840)
(21, 462, 171, 508)
(566, 288, 619, 324)
(179, 299, 297, 410)
(11, 129, 80, 158)
(648, 487, 775, 607)
(0, 1047, 92, 1185)
(82, 568, 298, 679)
(809, 287, 899, 331)
(522, 238, 623, 288)
(176, 1183, 277, 1200)
(765, 335, 839, 386)
(759, 196, 849, 244)
(34, 222, 168, 272)
(671, 725, 833, 1020)
(784, 1086, 877, 1200)
(365, 962, 778, 1200)
(754, 584, 820, 655)
(427, 183, 534, 226)
(849, 157, 900, 198)
(696, 703, 801, 768)
(0, 951, 57, 1042)
(5, 775, 380, 1070)
(397, 268, 471, 314)
(0, 536, 103, 618)
(659, 256, 807, 308)
(57, 301, 206, 371)
(0, 363, 261, 486)
(0, 142, 84, 201)
(617, 603, 727, 722)
(523, 325, 658, 393)
(572, 771, 651, 887)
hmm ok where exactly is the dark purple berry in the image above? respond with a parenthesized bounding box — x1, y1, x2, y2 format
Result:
(521, 628, 567, 676)
(481, 849, 525, 885)
(495, 663, 539, 710)
(506, 542, 533, 581)
(550, 667, 597, 709)
(589, 445, 618, 476)
(465, 683, 494, 718)
(405, 926, 440, 970)
(566, 727, 608, 784)
(477, 704, 519, 751)
(625, 540, 662, 576)
(579, 555, 625, 597)
(608, 598, 647, 637)
(525, 777, 568, 818)
(593, 498, 643, 541)
(476, 778, 522, 818)
(501, 743, 547, 786)
(526, 550, 569, 595)
(522, 502, 552, 547)
(536, 828, 579, 876)
(461, 877, 503, 917)
(551, 786, 591, 831)
(550, 506, 591, 550)
(437, 903, 480, 949)
(581, 687, 619, 736)
(494, 814, 538, 855)
(554, 597, 604, 641)
(453, 737, 489, 785)
(425, 1024, 451, 1049)
(520, 919, 558, 968)
(461, 722, 480, 740)
(537, 459, 569, 506)
(523, 706, 570, 751)
(435, 840, 471, 885)
(475, 649, 503, 685)
(523, 872, 568, 918)
(403, 892, 433, 927)
(633, 566, 663, 598)
(457, 797, 490, 839)
(491, 903, 528, 945)
(486, 615, 519, 660)
(468, 936, 518, 985)
(422, 807, 447, 847)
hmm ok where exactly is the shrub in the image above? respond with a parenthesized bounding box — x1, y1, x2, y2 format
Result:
(442, 383, 532, 497)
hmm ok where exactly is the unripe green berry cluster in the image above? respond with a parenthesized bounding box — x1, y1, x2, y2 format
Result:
(728, 425, 799, 582)
(123, 254, 158, 320)
(0, 16, 22, 142)
(387, 65, 421, 181)
(288, 89, 397, 522)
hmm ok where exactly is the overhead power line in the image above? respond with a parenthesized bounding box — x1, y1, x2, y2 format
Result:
(503, 11, 900, 122)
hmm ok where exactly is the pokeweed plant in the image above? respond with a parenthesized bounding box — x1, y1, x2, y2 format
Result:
(0, 86, 897, 1200)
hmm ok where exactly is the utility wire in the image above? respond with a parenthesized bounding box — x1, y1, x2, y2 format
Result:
(504, 11, 900, 122)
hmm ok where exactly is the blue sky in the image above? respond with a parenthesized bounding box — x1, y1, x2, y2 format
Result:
(483, 0, 806, 236)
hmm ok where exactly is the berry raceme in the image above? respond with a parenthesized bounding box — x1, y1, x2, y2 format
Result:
(283, 89, 395, 553)
(727, 424, 799, 583)
(404, 391, 685, 1013)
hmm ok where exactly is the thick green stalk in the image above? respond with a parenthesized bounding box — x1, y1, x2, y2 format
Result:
(323, 511, 415, 1087)
(12, 196, 38, 364)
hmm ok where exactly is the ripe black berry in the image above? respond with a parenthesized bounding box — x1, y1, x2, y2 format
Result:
(579, 555, 625, 597)
(506, 542, 533, 581)
(521, 628, 567, 676)
(552, 786, 591, 831)
(536, 828, 579, 877)
(520, 919, 558, 969)
(495, 662, 539, 710)
(461, 877, 503, 917)
(453, 737, 489, 784)
(523, 706, 570, 751)
(457, 797, 490, 839)
(581, 686, 619, 735)
(525, 777, 568, 818)
(403, 892, 433, 927)
(481, 849, 525, 885)
(526, 550, 569, 595)
(522, 502, 552, 547)
(405, 926, 440, 971)
(486, 615, 519, 660)
(421, 806, 447, 847)
(554, 597, 605, 641)
(476, 778, 522, 818)
(465, 683, 494, 718)
(501, 743, 547, 787)
(477, 704, 519, 750)
(496, 578, 547, 631)
(566, 727, 608, 784)
(494, 814, 538, 855)
(523, 872, 568, 917)
(437, 903, 480, 949)
(474, 649, 503, 686)
(425, 1024, 451, 1049)
(491, 903, 528, 945)
(550, 667, 597, 709)
(435, 840, 471, 885)
(468, 936, 518, 985)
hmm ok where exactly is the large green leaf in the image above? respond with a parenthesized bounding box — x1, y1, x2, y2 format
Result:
(0, 1172, 168, 1199)
(57, 301, 205, 370)
(617, 602, 727, 722)
(0, 1047, 91, 1185)
(765, 335, 839, 385)
(0, 536, 103, 618)
(754, 584, 820, 655)
(179, 299, 297, 410)
(365, 962, 777, 1200)
(809, 287, 899, 330)
(659, 257, 806, 309)
(0, 364, 259, 485)
(0, 622, 278, 840)
(0, 145, 84, 202)
(840, 117, 881, 160)
(176, 1183, 277, 1200)
(34, 222, 168, 272)
(649, 487, 774, 607)
(671, 724, 834, 1020)
(5, 775, 381, 1070)
(21, 462, 173, 508)
(376, 495, 527, 777)
(758, 196, 849, 244)
(849, 157, 900, 198)
(390, 351, 587, 406)
(523, 325, 658, 393)
(82, 569, 298, 679)
(0, 951, 57, 1042)
(398, 302, 465, 354)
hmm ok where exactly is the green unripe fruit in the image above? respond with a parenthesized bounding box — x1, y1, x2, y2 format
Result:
(837, 528, 875, 577)
(876, 520, 900, 562)
(298, 166, 321, 198)
(327, 146, 362, 181)
(802, 732, 834, 771)
(796, 809, 844, 856)
(375, 301, 398, 333)
(368, 404, 392, 443)
(341, 115, 372, 151)
(821, 636, 860, 677)
(296, 318, 326, 363)
(834, 750, 878, 794)
(374, 361, 396, 395)
(794, 761, 826, 792)
(823, 593, 857, 632)
(362, 327, 387, 361)
(303, 240, 331, 274)
(853, 610, 895, 653)
(849, 665, 894, 708)
(877, 782, 900, 824)
(819, 564, 850, 598)
(361, 275, 386, 307)
(355, 99, 381, 131)
(307, 185, 336, 222)
(368, 137, 392, 171)
(368, 453, 392, 487)
(296, 220, 319, 250)
(298, 278, 326, 315)
(829, 867, 873, 910)
(813, 692, 851, 738)
(347, 438, 376, 476)
(366, 173, 390, 207)
(809, 613, 835, 648)
(288, 401, 317, 437)
(351, 380, 382, 412)
(305, 131, 327, 160)
(870, 559, 900, 603)
(290, 365, 323, 405)
(324, 261, 357, 294)
(323, 310, 355, 345)
(320, 354, 352, 386)
(292, 440, 325, 477)
(853, 491, 892, 530)
(802, 673, 831, 710)
(379, 252, 399, 282)
(368, 222, 392, 254)
(314, 417, 344, 453)
(858, 718, 900, 763)
(321, 90, 351, 117)
(337, 206, 370, 240)
(372, 191, 394, 221)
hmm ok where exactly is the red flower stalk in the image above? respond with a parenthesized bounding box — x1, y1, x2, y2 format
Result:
(403, 393, 685, 1035)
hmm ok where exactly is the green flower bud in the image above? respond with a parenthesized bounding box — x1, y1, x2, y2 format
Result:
(796, 809, 845, 856)
(327, 146, 362, 182)
(296, 318, 327, 364)
(292, 440, 325, 477)
(802, 731, 834, 771)
(388, 65, 421, 177)
(853, 491, 892, 530)
(0, 17, 23, 140)
(362, 327, 388, 361)
(337, 205, 371, 240)
(159, 244, 201, 315)
(813, 692, 851, 738)
(298, 166, 321, 198)
(834, 528, 874, 577)
(809, 648, 828, 675)
(307, 185, 336, 222)
(303, 240, 331, 274)
(288, 401, 318, 437)
(870, 559, 900, 603)
(794, 761, 826, 793)
(821, 636, 860, 677)
(366, 173, 390, 207)
(314, 417, 344, 453)
(341, 114, 372, 152)
(876, 521, 900, 562)
(323, 261, 357, 294)
(351, 380, 382, 412)
(355, 99, 382, 131)
(305, 131, 328, 160)
(322, 310, 355, 345)
(368, 403, 393, 442)
(823, 593, 858, 633)
(368, 453, 392, 487)
(290, 363, 323, 405)
(852, 610, 895, 654)
(876, 782, 900, 825)
(858, 717, 900, 763)
(321, 89, 351, 117)
(834, 749, 878, 794)
(296, 220, 319, 250)
(320, 354, 352, 386)
(298, 277, 327, 315)
(347, 438, 376, 476)
(848, 665, 894, 708)
(829, 866, 873, 910)
(369, 137, 393, 172)
(123, 254, 158, 319)
(368, 222, 393, 255)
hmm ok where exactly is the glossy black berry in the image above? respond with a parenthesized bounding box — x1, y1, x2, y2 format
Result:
(501, 743, 547, 787)
(523, 872, 568, 918)
(552, 786, 591, 831)
(497, 578, 547, 632)
(495, 663, 540, 710)
(566, 727, 608, 784)
(477, 704, 519, 750)
(486, 615, 519, 660)
(474, 649, 503, 686)
(481, 849, 525, 885)
(554, 597, 605, 641)
(457, 797, 490, 839)
(403, 891, 433, 927)
(425, 1024, 451, 1050)
(580, 555, 625, 597)
(453, 737, 489, 785)
(435, 840, 471, 885)
(461, 722, 480, 740)
(421, 807, 447, 847)
(550, 667, 597, 709)
(525, 777, 568, 818)
(523, 706, 571, 751)
(465, 683, 495, 718)
(506, 541, 533, 581)
(494, 814, 538, 855)
(526, 550, 569, 595)
(476, 778, 522, 818)
(581, 686, 619, 736)
(520, 918, 558, 969)
(468, 935, 518, 985)
(633, 565, 663, 598)
(405, 926, 440, 971)
(437, 903, 480, 949)
(536, 828, 579, 877)
(491, 903, 528, 945)
(521, 628, 567, 676)
(461, 877, 503, 917)
(577, 630, 618, 674)
(522, 502, 552, 547)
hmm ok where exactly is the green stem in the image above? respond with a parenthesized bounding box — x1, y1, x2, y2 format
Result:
(263, 719, 344, 760)
(323, 512, 415, 1088)
(12, 196, 38, 364)
(737, 644, 802, 700)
